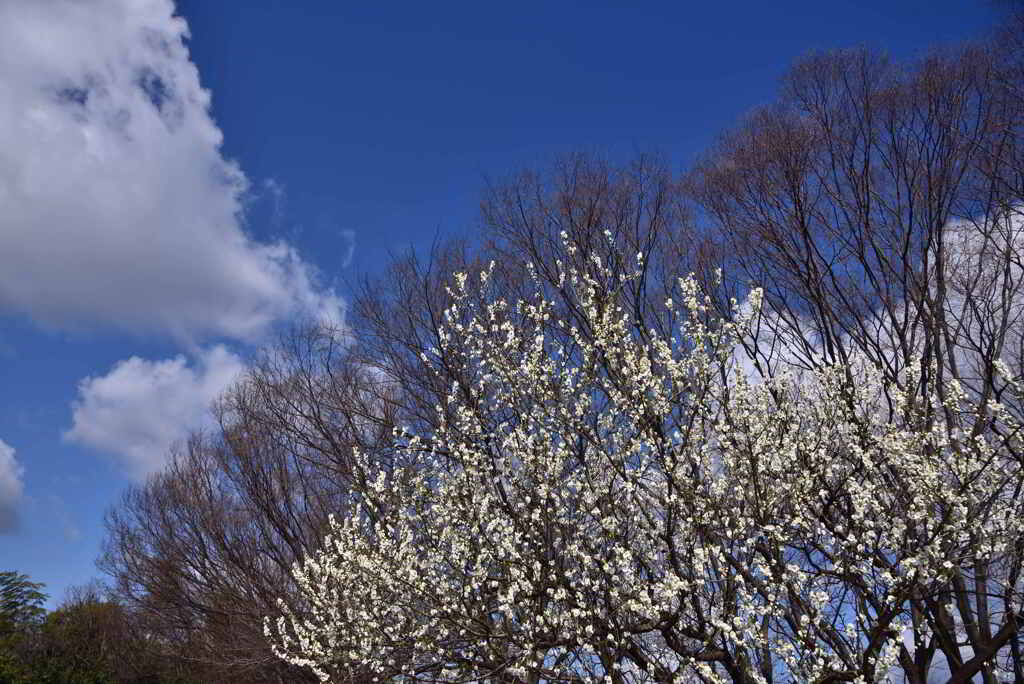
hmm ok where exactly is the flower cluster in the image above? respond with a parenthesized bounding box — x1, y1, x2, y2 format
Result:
(268, 237, 1024, 683)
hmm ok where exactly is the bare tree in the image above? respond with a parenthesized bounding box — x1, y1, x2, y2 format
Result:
(101, 325, 397, 683)
(685, 27, 1024, 684)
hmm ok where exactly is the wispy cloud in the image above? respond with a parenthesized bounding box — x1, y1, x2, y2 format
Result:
(340, 229, 357, 268)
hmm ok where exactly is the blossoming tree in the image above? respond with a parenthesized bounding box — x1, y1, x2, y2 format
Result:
(268, 237, 1024, 683)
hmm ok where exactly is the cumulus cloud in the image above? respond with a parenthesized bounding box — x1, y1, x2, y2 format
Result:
(0, 439, 25, 533)
(65, 345, 245, 480)
(0, 0, 342, 342)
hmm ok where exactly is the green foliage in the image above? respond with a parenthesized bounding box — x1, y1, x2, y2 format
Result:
(0, 572, 46, 635)
(0, 575, 201, 684)
(0, 571, 46, 684)
(28, 601, 119, 684)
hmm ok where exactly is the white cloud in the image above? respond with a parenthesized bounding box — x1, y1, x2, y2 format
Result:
(64, 345, 245, 480)
(0, 0, 342, 342)
(0, 439, 25, 533)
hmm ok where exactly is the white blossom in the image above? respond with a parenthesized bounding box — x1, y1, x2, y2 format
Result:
(268, 235, 1024, 684)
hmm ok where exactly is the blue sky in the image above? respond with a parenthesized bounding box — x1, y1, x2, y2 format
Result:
(0, 0, 1002, 606)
